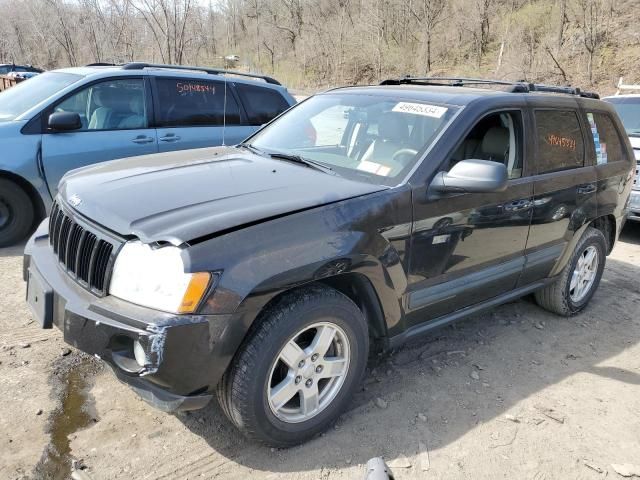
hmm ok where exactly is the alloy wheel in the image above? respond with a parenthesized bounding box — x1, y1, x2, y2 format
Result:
(267, 321, 350, 423)
(569, 245, 599, 302)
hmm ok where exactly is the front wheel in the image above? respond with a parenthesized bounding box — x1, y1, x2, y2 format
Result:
(217, 285, 369, 447)
(534, 227, 606, 316)
(0, 179, 35, 247)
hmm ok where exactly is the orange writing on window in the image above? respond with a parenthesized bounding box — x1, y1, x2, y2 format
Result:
(546, 133, 576, 151)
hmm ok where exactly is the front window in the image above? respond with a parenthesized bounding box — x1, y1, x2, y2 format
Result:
(54, 78, 147, 130)
(248, 93, 459, 186)
(0, 72, 82, 122)
(606, 97, 640, 137)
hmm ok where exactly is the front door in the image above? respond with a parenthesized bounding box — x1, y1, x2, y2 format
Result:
(41, 78, 157, 195)
(152, 77, 255, 152)
(406, 110, 533, 326)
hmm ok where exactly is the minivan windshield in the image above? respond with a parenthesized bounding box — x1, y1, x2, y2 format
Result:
(0, 72, 82, 122)
(605, 97, 640, 136)
(247, 93, 459, 186)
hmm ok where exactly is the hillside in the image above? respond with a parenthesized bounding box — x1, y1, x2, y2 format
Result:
(0, 0, 638, 96)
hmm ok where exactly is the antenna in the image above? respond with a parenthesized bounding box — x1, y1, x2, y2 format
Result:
(221, 72, 227, 146)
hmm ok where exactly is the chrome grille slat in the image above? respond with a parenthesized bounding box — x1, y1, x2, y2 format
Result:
(47, 201, 117, 296)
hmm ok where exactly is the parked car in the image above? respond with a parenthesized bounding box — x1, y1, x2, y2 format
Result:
(6, 71, 40, 80)
(603, 78, 640, 222)
(24, 77, 634, 447)
(0, 62, 295, 246)
(0, 63, 43, 76)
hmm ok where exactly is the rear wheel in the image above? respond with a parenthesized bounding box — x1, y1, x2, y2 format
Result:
(0, 178, 34, 247)
(217, 284, 368, 447)
(534, 227, 606, 316)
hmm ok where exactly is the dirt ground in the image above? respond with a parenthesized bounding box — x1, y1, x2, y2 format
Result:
(2, 224, 640, 480)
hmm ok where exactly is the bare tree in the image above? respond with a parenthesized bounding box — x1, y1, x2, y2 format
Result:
(579, 0, 606, 84)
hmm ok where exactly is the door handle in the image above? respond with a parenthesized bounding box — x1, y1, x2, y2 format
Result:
(160, 134, 181, 143)
(132, 135, 154, 144)
(577, 184, 596, 195)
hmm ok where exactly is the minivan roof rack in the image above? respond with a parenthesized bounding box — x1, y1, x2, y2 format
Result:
(380, 76, 600, 99)
(615, 77, 640, 95)
(120, 62, 282, 85)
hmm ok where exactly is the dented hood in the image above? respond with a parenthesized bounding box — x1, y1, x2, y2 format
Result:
(58, 147, 385, 244)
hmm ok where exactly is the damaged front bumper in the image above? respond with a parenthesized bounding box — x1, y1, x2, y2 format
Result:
(24, 222, 234, 412)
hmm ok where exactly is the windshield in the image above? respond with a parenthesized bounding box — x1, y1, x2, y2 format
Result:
(248, 93, 459, 186)
(0, 72, 82, 122)
(605, 97, 640, 136)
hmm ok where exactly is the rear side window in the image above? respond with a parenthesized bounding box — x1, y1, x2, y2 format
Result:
(535, 110, 585, 173)
(235, 84, 290, 126)
(586, 112, 625, 164)
(154, 78, 241, 127)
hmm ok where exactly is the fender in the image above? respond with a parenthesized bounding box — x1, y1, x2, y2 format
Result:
(184, 186, 413, 361)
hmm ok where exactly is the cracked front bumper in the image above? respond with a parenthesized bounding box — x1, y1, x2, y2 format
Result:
(24, 221, 235, 412)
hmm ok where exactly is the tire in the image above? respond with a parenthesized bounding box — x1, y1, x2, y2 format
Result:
(534, 227, 606, 316)
(0, 178, 35, 247)
(217, 284, 369, 447)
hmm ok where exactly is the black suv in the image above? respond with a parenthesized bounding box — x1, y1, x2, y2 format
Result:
(24, 77, 635, 447)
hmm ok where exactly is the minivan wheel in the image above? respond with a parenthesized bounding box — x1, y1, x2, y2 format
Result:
(534, 227, 606, 316)
(217, 284, 368, 447)
(0, 179, 34, 248)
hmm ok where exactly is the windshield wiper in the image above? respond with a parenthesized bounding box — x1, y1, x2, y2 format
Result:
(268, 152, 335, 174)
(239, 143, 334, 175)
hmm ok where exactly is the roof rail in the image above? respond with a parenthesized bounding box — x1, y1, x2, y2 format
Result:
(121, 62, 282, 85)
(380, 76, 600, 99)
(85, 62, 118, 67)
(615, 77, 640, 95)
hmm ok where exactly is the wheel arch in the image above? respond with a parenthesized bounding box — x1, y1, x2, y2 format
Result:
(317, 273, 389, 351)
(590, 214, 616, 254)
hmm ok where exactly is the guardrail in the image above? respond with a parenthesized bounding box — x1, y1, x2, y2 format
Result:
(0, 76, 24, 92)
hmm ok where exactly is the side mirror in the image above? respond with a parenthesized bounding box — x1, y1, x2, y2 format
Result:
(430, 159, 508, 194)
(48, 112, 82, 132)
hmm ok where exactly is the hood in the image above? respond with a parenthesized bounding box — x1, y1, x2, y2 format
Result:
(59, 147, 387, 245)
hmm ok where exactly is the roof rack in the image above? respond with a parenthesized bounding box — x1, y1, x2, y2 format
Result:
(615, 77, 640, 95)
(380, 76, 600, 99)
(85, 62, 118, 67)
(121, 62, 282, 85)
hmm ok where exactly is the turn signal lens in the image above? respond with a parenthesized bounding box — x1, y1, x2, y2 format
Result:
(178, 272, 211, 313)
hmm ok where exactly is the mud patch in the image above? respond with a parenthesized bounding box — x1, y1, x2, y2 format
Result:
(32, 353, 102, 480)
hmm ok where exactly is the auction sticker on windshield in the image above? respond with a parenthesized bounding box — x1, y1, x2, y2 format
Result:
(392, 102, 448, 118)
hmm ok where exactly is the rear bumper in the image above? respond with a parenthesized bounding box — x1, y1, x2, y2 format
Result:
(24, 221, 236, 412)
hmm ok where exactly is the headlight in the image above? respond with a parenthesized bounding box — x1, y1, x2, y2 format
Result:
(109, 241, 211, 314)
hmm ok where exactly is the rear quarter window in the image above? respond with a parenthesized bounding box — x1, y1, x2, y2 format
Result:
(535, 110, 585, 174)
(586, 112, 625, 164)
(235, 84, 290, 126)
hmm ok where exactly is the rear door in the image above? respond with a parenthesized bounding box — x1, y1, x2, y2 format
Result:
(153, 77, 252, 151)
(520, 105, 597, 284)
(41, 77, 158, 195)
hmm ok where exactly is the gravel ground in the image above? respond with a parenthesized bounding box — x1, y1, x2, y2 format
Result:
(2, 223, 639, 480)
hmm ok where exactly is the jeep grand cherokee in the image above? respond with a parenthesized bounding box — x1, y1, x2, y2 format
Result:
(24, 77, 635, 447)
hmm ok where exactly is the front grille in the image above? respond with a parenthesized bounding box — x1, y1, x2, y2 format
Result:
(48, 201, 117, 295)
